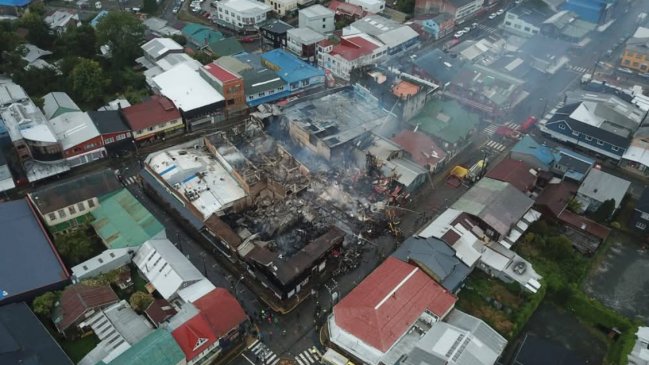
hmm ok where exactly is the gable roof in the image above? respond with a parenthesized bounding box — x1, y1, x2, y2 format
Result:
(99, 329, 185, 365)
(121, 96, 181, 131)
(333, 257, 456, 352)
(182, 23, 223, 46)
(511, 135, 557, 167)
(53, 284, 119, 332)
(0, 303, 73, 365)
(392, 128, 447, 169)
(42, 92, 80, 120)
(329, 35, 381, 61)
(535, 181, 578, 216)
(577, 168, 630, 207)
(485, 158, 537, 193)
(207, 37, 244, 58)
(88, 110, 131, 135)
(0, 199, 69, 304)
(408, 99, 480, 144)
(194, 288, 246, 338)
(30, 168, 121, 215)
(261, 48, 324, 84)
(141, 37, 183, 60)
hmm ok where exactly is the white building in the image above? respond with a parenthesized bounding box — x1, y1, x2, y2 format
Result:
(347, 0, 384, 14)
(44, 10, 80, 35)
(317, 34, 387, 80)
(345, 15, 419, 55)
(299, 5, 335, 34)
(502, 5, 554, 37)
(214, 0, 271, 31)
(629, 327, 649, 365)
(266, 0, 297, 16)
(286, 28, 325, 61)
(71, 248, 134, 282)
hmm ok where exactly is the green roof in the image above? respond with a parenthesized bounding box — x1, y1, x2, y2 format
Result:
(91, 189, 164, 249)
(208, 37, 244, 58)
(182, 23, 223, 47)
(408, 100, 480, 144)
(98, 329, 184, 365)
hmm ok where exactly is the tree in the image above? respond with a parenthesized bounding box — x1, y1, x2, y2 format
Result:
(192, 51, 216, 65)
(55, 24, 97, 59)
(13, 65, 62, 98)
(591, 199, 616, 223)
(54, 230, 97, 266)
(567, 197, 582, 213)
(395, 0, 415, 14)
(171, 34, 187, 46)
(32, 291, 58, 317)
(19, 11, 54, 49)
(95, 12, 145, 69)
(69, 58, 109, 105)
(143, 0, 158, 14)
(129, 291, 154, 312)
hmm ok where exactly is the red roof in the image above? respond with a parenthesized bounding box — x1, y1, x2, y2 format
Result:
(330, 36, 380, 61)
(121, 95, 181, 131)
(485, 158, 537, 193)
(333, 257, 456, 352)
(203, 62, 240, 83)
(55, 284, 119, 332)
(392, 130, 446, 169)
(558, 210, 611, 241)
(172, 288, 246, 360)
(145, 298, 177, 326)
(535, 181, 578, 216)
(328, 0, 367, 17)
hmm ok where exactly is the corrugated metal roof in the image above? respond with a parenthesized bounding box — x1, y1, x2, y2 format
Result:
(98, 329, 185, 365)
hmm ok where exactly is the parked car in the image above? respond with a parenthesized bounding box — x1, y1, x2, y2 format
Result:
(489, 13, 497, 19)
(472, 22, 478, 29)
(240, 36, 256, 43)
(496, 9, 504, 15)
(462, 26, 471, 33)
(454, 30, 465, 38)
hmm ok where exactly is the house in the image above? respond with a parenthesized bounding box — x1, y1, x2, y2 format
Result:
(141, 37, 184, 64)
(266, 0, 297, 16)
(317, 34, 387, 80)
(540, 10, 596, 42)
(414, 0, 484, 22)
(518, 35, 571, 74)
(0, 149, 14, 193)
(552, 147, 595, 182)
(145, 298, 178, 327)
(213, 0, 272, 32)
(121, 96, 184, 143)
(47, 111, 107, 167)
(539, 92, 646, 160)
(485, 158, 538, 193)
(392, 236, 471, 293)
(622, 125, 649, 176)
(0, 303, 73, 365)
(206, 37, 245, 58)
(21, 43, 54, 70)
(44, 10, 79, 35)
(299, 4, 335, 34)
(90, 10, 108, 28)
(348, 0, 385, 13)
(182, 23, 224, 48)
(327, 257, 457, 365)
(71, 248, 134, 282)
(87, 111, 135, 154)
(42, 92, 80, 119)
(171, 288, 248, 364)
(328, 0, 368, 21)
(392, 130, 447, 172)
(620, 26, 649, 73)
(78, 300, 153, 365)
(201, 62, 246, 111)
(261, 48, 325, 93)
(502, 3, 555, 37)
(143, 17, 182, 37)
(286, 27, 325, 61)
(417, 13, 455, 39)
(53, 284, 119, 337)
(91, 188, 166, 250)
(631, 188, 649, 233)
(575, 168, 630, 213)
(260, 19, 294, 50)
(0, 199, 69, 304)
(346, 15, 419, 55)
(512, 332, 589, 365)
(510, 135, 557, 170)
(134, 238, 215, 302)
(399, 309, 507, 365)
(628, 327, 649, 365)
(28, 168, 121, 234)
(561, 0, 615, 24)
(152, 63, 226, 128)
(96, 329, 185, 365)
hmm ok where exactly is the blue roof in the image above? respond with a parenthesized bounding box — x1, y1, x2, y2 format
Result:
(0, 199, 68, 303)
(90, 10, 108, 28)
(0, 0, 32, 6)
(261, 49, 324, 84)
(511, 135, 557, 167)
(182, 23, 223, 46)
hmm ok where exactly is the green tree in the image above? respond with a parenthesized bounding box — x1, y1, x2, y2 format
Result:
(129, 291, 154, 312)
(95, 11, 146, 69)
(13, 65, 62, 98)
(591, 199, 616, 223)
(566, 197, 582, 213)
(142, 0, 158, 14)
(54, 230, 97, 266)
(171, 34, 187, 46)
(69, 58, 109, 105)
(395, 0, 415, 14)
(19, 11, 54, 49)
(32, 291, 58, 317)
(55, 24, 97, 59)
(192, 51, 216, 65)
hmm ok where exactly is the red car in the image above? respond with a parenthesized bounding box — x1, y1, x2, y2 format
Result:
(240, 36, 256, 43)
(519, 116, 537, 133)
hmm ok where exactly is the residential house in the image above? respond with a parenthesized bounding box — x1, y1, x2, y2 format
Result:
(552, 147, 595, 182)
(88, 111, 135, 154)
(346, 15, 420, 55)
(143, 17, 183, 37)
(628, 327, 649, 365)
(21, 43, 54, 70)
(266, 0, 297, 16)
(213, 0, 272, 32)
(485, 158, 538, 193)
(260, 19, 294, 50)
(392, 130, 447, 172)
(182, 23, 224, 49)
(201, 62, 246, 112)
(510, 135, 557, 170)
(518, 35, 571, 74)
(539, 92, 646, 160)
(347, 0, 385, 13)
(392, 236, 471, 293)
(502, 3, 555, 37)
(0, 303, 73, 365)
(44, 10, 79, 35)
(91, 188, 166, 250)
(317, 34, 387, 80)
(622, 125, 649, 175)
(152, 63, 226, 128)
(418, 13, 455, 39)
(0, 149, 14, 193)
(327, 257, 457, 365)
(47, 111, 107, 167)
(90, 10, 108, 28)
(53, 284, 119, 337)
(631, 188, 649, 233)
(206, 37, 245, 58)
(261, 48, 325, 93)
(145, 299, 178, 327)
(620, 26, 649, 73)
(540, 10, 596, 42)
(28, 168, 121, 234)
(141, 37, 184, 64)
(299, 5, 335, 34)
(71, 248, 134, 282)
(328, 0, 368, 22)
(576, 168, 630, 213)
(0, 199, 69, 304)
(286, 27, 325, 61)
(512, 333, 590, 365)
(121, 95, 184, 143)
(96, 329, 185, 365)
(561, 0, 615, 24)
(42, 92, 80, 119)
(414, 0, 484, 23)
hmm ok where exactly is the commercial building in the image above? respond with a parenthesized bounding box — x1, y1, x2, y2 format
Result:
(121, 96, 184, 143)
(286, 27, 325, 61)
(299, 4, 335, 34)
(47, 111, 107, 167)
(417, 13, 455, 39)
(265, 0, 297, 16)
(502, 3, 555, 37)
(42, 92, 80, 119)
(414, 0, 484, 23)
(317, 34, 387, 80)
(261, 49, 325, 93)
(621, 26, 649, 73)
(518, 35, 571, 74)
(347, 0, 385, 13)
(201, 62, 246, 111)
(347, 15, 419, 55)
(540, 10, 596, 42)
(213, 0, 272, 32)
(88, 111, 135, 154)
(561, 0, 615, 25)
(260, 19, 294, 50)
(392, 130, 447, 172)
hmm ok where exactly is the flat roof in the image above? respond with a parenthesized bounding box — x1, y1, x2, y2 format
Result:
(152, 62, 224, 112)
(219, 0, 271, 13)
(261, 49, 324, 84)
(0, 199, 69, 303)
(47, 111, 101, 150)
(300, 4, 333, 17)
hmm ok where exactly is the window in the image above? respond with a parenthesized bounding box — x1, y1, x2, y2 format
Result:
(98, 258, 104, 264)
(597, 140, 604, 146)
(148, 127, 154, 131)
(585, 135, 592, 141)
(116, 133, 126, 141)
(258, 92, 265, 97)
(69, 205, 76, 214)
(58, 209, 66, 218)
(612, 146, 619, 152)
(48, 213, 57, 221)
(524, 27, 530, 32)
(104, 137, 114, 144)
(87, 199, 96, 208)
(637, 222, 647, 230)
(323, 24, 326, 29)
(505, 21, 512, 26)
(109, 252, 116, 258)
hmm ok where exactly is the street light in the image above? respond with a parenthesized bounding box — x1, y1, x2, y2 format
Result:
(233, 275, 245, 296)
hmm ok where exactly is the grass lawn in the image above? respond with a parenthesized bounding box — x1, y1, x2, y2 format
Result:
(61, 334, 100, 363)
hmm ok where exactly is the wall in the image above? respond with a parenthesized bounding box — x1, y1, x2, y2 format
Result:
(42, 197, 100, 227)
(621, 48, 649, 72)
(545, 120, 626, 160)
(503, 12, 541, 37)
(215, 2, 268, 31)
(631, 209, 649, 232)
(265, 0, 297, 16)
(299, 12, 335, 34)
(133, 118, 184, 141)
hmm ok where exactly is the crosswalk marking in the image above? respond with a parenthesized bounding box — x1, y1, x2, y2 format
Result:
(567, 65, 589, 73)
(476, 23, 499, 35)
(482, 124, 498, 137)
(294, 347, 322, 364)
(485, 140, 506, 152)
(249, 341, 280, 365)
(504, 121, 519, 130)
(121, 175, 138, 186)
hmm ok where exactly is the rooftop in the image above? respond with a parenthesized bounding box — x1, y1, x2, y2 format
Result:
(88, 110, 131, 134)
(328, 0, 367, 18)
(207, 37, 245, 58)
(42, 92, 80, 119)
(535, 181, 578, 216)
(577, 168, 630, 208)
(485, 158, 537, 193)
(182, 23, 224, 45)
(91, 188, 165, 249)
(98, 329, 185, 365)
(408, 99, 480, 145)
(203, 62, 241, 83)
(453, 64, 526, 107)
(508, 2, 556, 25)
(512, 333, 589, 365)
(261, 48, 325, 84)
(329, 34, 382, 61)
(30, 168, 121, 215)
(141, 37, 183, 61)
(218, 0, 271, 14)
(300, 4, 334, 17)
(286, 27, 326, 45)
(511, 135, 557, 167)
(414, 48, 465, 84)
(144, 298, 177, 326)
(121, 96, 180, 131)
(47, 111, 101, 150)
(53, 284, 119, 332)
(392, 129, 447, 169)
(348, 16, 419, 48)
(261, 19, 294, 33)
(152, 62, 224, 113)
(0, 199, 69, 303)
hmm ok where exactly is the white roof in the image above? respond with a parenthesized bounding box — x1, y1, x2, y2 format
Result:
(0, 82, 28, 106)
(42, 92, 80, 119)
(287, 27, 326, 44)
(47, 111, 101, 150)
(300, 4, 333, 17)
(22, 44, 52, 64)
(577, 169, 631, 208)
(375, 26, 419, 49)
(623, 143, 649, 167)
(480, 246, 510, 271)
(152, 62, 224, 112)
(44, 10, 79, 29)
(450, 223, 483, 267)
(142, 37, 183, 60)
(177, 278, 216, 303)
(134, 238, 205, 301)
(633, 26, 649, 39)
(418, 208, 462, 238)
(156, 53, 200, 72)
(0, 165, 15, 193)
(220, 0, 271, 14)
(71, 248, 133, 281)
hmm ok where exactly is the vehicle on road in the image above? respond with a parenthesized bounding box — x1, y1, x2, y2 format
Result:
(462, 26, 471, 33)
(489, 13, 497, 19)
(496, 9, 504, 15)
(240, 36, 256, 43)
(472, 22, 478, 28)
(454, 30, 465, 38)
(519, 116, 538, 133)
